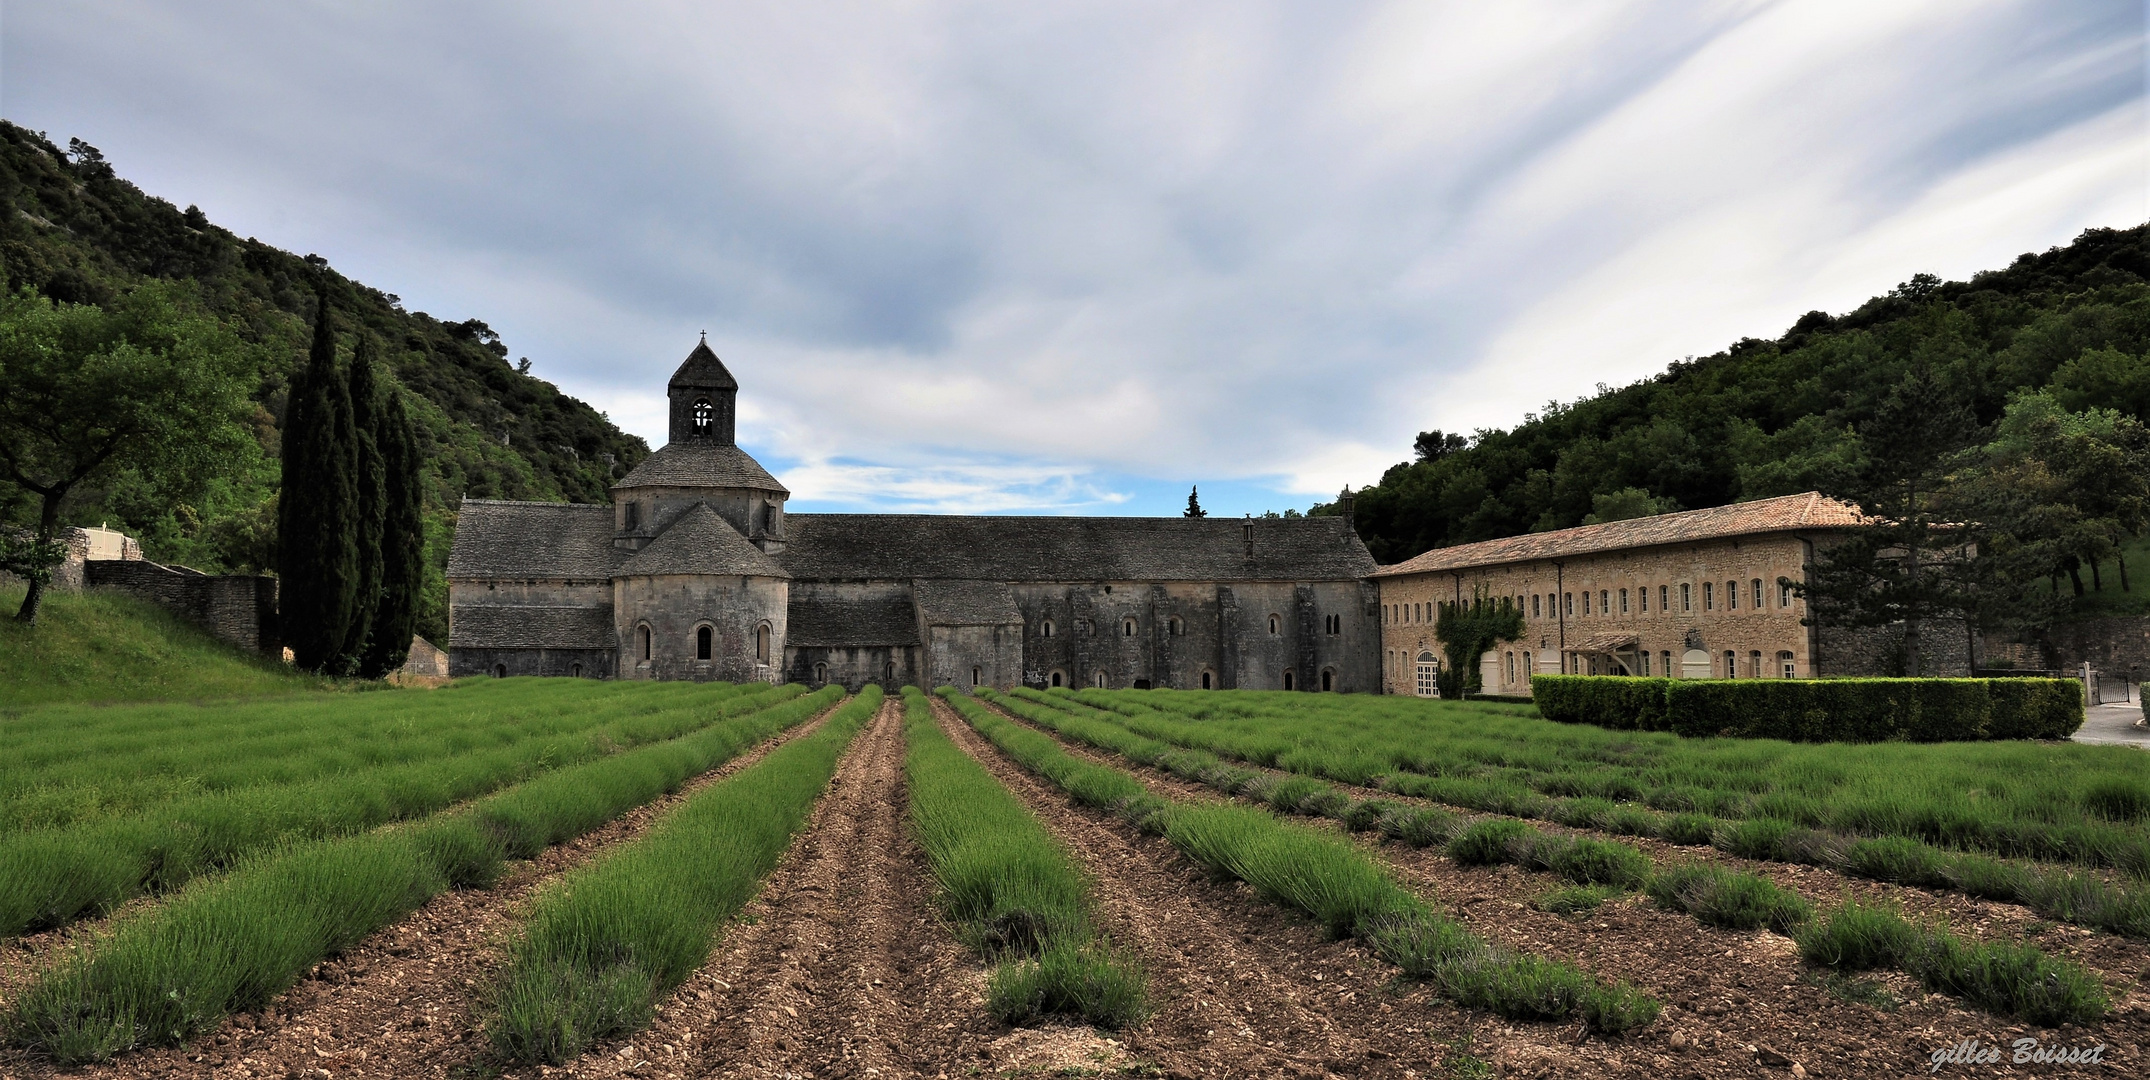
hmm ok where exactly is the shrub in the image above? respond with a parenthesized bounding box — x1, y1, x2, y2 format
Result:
(1344, 799, 1401, 832)
(1547, 838, 1653, 890)
(1380, 806, 1462, 848)
(1537, 883, 1624, 916)
(1794, 899, 1919, 970)
(1711, 817, 1795, 860)
(1449, 819, 1535, 865)
(1534, 675, 2081, 742)
(1647, 863, 1811, 933)
(986, 943, 1149, 1030)
(1531, 676, 1669, 731)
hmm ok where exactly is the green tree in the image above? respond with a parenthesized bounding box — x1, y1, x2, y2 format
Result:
(360, 383, 424, 677)
(1580, 487, 1677, 525)
(1183, 485, 1206, 518)
(277, 294, 360, 671)
(340, 333, 388, 673)
(1798, 364, 1984, 675)
(0, 285, 252, 623)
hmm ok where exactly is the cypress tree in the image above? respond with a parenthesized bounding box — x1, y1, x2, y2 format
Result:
(276, 292, 360, 672)
(361, 383, 424, 677)
(341, 333, 387, 674)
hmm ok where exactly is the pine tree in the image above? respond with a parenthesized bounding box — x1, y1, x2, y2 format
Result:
(1183, 485, 1207, 518)
(340, 333, 388, 674)
(276, 293, 360, 672)
(361, 383, 424, 677)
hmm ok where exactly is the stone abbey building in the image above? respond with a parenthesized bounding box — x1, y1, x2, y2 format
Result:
(447, 341, 1382, 691)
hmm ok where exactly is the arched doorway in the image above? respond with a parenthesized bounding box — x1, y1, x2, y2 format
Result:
(1415, 652, 1437, 697)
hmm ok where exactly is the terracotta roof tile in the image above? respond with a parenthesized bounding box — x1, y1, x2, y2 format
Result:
(1371, 492, 1863, 577)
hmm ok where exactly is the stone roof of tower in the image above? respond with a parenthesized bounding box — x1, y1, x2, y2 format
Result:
(450, 604, 616, 649)
(670, 338, 737, 390)
(1371, 491, 1866, 577)
(447, 500, 621, 578)
(786, 591, 921, 646)
(612, 442, 789, 493)
(615, 502, 790, 578)
(913, 579, 1023, 626)
(775, 514, 1377, 581)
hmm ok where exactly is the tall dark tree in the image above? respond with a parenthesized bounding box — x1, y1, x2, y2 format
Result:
(1797, 364, 1985, 675)
(277, 293, 360, 672)
(361, 384, 424, 677)
(1183, 485, 1206, 518)
(339, 333, 388, 673)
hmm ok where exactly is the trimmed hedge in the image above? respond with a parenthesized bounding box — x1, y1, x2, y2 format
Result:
(1530, 675, 2081, 743)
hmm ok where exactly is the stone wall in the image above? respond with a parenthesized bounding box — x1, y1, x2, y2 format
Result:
(614, 573, 788, 683)
(451, 646, 615, 679)
(1818, 618, 1973, 677)
(84, 558, 280, 656)
(1983, 617, 2150, 680)
(1006, 579, 1379, 693)
(783, 644, 917, 692)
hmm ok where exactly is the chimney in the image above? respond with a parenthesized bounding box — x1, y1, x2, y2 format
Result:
(1338, 485, 1356, 527)
(1243, 514, 1255, 564)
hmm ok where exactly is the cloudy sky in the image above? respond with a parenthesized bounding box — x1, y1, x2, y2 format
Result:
(5, 1, 2144, 516)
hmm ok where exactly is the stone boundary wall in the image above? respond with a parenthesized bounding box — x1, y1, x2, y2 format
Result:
(84, 559, 280, 656)
(1983, 617, 2150, 681)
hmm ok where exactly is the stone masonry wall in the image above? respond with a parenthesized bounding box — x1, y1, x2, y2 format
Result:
(84, 558, 280, 656)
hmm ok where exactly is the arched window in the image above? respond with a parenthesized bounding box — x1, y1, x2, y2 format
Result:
(571, 662, 583, 678)
(1123, 617, 1137, 637)
(1414, 652, 1437, 697)
(1778, 650, 1796, 679)
(1168, 616, 1183, 636)
(1726, 581, 1738, 610)
(1638, 651, 1649, 676)
(1752, 579, 1763, 608)
(638, 624, 652, 661)
(1200, 670, 1214, 690)
(1749, 650, 1763, 678)
(1325, 614, 1341, 635)
(1268, 614, 1281, 635)
(494, 663, 507, 679)
(1564, 592, 1574, 617)
(691, 397, 715, 437)
(756, 623, 771, 663)
(1723, 650, 1736, 678)
(1522, 651, 1533, 678)
(1505, 651, 1516, 685)
(885, 660, 896, 682)
(1041, 619, 1055, 638)
(1639, 587, 1648, 613)
(1662, 650, 1674, 677)
(1680, 583, 1692, 612)
(1092, 670, 1108, 688)
(972, 666, 982, 686)
(1050, 670, 1065, 688)
(1704, 582, 1714, 610)
(1283, 670, 1295, 691)
(815, 662, 829, 684)
(1531, 594, 1541, 618)
(696, 625, 713, 661)
(1779, 580, 1794, 607)
(1320, 668, 1334, 692)
(1619, 588, 1628, 614)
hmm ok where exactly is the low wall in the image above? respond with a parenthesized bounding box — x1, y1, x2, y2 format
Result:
(1984, 617, 2150, 682)
(85, 559, 280, 656)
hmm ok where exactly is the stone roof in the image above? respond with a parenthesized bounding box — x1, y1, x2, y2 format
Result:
(616, 502, 790, 578)
(448, 500, 621, 578)
(612, 442, 788, 493)
(786, 591, 921, 647)
(450, 605, 616, 649)
(777, 515, 1377, 582)
(670, 338, 737, 390)
(1372, 492, 1865, 577)
(913, 579, 1022, 626)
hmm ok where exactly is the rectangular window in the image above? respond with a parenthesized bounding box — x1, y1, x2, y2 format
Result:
(1728, 581, 1737, 610)
(1704, 582, 1714, 610)
(1564, 592, 1574, 616)
(1600, 589, 1609, 614)
(1639, 586, 1648, 613)
(1620, 588, 1629, 614)
(1582, 591, 1591, 615)
(1753, 579, 1763, 608)
(1680, 583, 1691, 612)
(1531, 595, 1539, 618)
(1780, 580, 1792, 607)
(1639, 652, 1651, 676)
(1660, 584, 1668, 612)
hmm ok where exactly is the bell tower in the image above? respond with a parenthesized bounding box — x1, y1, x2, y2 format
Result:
(667, 334, 738, 446)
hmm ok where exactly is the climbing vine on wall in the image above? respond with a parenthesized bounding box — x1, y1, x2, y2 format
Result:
(1434, 588, 1525, 698)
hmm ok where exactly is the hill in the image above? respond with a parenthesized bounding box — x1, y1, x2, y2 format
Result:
(1335, 224, 2150, 589)
(0, 583, 326, 707)
(0, 122, 650, 640)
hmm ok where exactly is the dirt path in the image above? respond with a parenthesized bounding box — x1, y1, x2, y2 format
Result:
(937, 695, 1580, 1079)
(0, 703, 842, 1080)
(981, 700, 2150, 1078)
(544, 695, 995, 1079)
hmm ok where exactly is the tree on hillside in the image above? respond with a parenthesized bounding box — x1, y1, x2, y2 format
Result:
(1796, 364, 1986, 675)
(0, 284, 253, 624)
(277, 293, 360, 671)
(340, 333, 388, 673)
(360, 368, 425, 677)
(1183, 485, 1206, 518)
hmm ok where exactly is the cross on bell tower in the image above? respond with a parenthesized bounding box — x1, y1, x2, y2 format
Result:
(667, 333, 738, 446)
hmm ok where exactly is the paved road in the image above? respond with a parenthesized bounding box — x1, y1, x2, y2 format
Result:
(2073, 699, 2150, 748)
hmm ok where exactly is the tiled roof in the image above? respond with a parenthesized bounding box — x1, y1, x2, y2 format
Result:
(786, 590, 921, 646)
(450, 605, 615, 649)
(777, 515, 1377, 582)
(612, 442, 788, 493)
(914, 580, 1022, 626)
(616, 503, 790, 578)
(1372, 492, 1864, 577)
(448, 500, 621, 578)
(670, 339, 737, 390)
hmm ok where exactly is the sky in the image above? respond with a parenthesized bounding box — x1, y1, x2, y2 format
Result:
(4, 1, 2145, 517)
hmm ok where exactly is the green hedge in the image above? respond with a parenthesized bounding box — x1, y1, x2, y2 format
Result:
(1529, 675, 2081, 743)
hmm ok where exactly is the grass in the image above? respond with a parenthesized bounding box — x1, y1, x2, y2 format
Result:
(940, 688, 1661, 1036)
(6, 683, 844, 1064)
(1794, 899, 2109, 1026)
(0, 680, 796, 936)
(901, 686, 1145, 1028)
(1017, 687, 2150, 943)
(482, 686, 876, 1065)
(986, 686, 2113, 1026)
(0, 583, 323, 707)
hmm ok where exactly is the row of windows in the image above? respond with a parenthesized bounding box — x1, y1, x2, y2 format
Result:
(632, 623, 774, 663)
(1041, 667, 1337, 691)
(1388, 579, 1795, 626)
(1038, 614, 1345, 638)
(1550, 649, 1800, 679)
